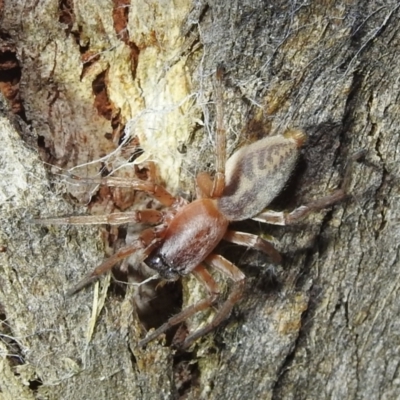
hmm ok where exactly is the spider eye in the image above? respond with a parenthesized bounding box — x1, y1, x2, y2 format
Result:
(145, 254, 163, 269)
(153, 256, 162, 266)
(144, 253, 179, 281)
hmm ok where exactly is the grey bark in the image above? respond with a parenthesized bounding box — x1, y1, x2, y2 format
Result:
(0, 0, 399, 399)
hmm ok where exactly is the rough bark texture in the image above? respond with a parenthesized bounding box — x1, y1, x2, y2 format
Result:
(1, 0, 399, 399)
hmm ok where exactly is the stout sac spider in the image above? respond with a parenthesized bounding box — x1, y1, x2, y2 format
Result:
(34, 68, 346, 349)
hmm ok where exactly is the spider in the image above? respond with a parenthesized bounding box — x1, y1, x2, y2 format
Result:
(33, 67, 346, 349)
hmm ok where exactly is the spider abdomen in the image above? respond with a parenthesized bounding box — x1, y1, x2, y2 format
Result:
(218, 129, 305, 221)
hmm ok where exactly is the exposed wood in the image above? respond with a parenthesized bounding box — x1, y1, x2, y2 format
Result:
(0, 0, 399, 399)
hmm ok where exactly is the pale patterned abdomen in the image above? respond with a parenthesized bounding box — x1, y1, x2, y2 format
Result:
(218, 130, 305, 221)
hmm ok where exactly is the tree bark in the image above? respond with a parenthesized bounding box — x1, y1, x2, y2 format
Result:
(1, 1, 399, 399)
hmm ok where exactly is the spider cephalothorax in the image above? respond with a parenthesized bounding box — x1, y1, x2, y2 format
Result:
(33, 68, 345, 349)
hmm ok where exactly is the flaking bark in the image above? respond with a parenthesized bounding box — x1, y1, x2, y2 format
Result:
(0, 1, 399, 399)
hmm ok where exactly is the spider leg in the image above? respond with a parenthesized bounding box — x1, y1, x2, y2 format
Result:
(195, 67, 227, 199)
(224, 230, 282, 263)
(181, 254, 245, 349)
(32, 209, 164, 226)
(67, 226, 165, 296)
(253, 149, 364, 225)
(195, 172, 214, 199)
(253, 189, 346, 225)
(68, 176, 177, 206)
(139, 160, 158, 181)
(211, 66, 227, 198)
(138, 264, 220, 347)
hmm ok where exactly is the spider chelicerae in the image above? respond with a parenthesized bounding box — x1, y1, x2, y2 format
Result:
(33, 67, 346, 349)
